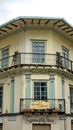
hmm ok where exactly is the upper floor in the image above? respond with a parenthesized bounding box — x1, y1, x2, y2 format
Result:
(0, 17, 73, 75)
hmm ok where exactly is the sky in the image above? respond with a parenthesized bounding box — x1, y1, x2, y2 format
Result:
(0, 0, 73, 26)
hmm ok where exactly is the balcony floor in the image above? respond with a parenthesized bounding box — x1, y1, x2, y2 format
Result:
(21, 108, 65, 114)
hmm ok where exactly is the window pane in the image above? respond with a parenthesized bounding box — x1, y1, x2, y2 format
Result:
(41, 82, 46, 86)
(34, 82, 40, 86)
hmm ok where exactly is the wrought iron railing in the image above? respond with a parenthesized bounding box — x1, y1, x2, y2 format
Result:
(0, 52, 73, 73)
(20, 98, 65, 113)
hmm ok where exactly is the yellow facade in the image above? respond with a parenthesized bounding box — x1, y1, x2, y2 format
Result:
(0, 17, 73, 130)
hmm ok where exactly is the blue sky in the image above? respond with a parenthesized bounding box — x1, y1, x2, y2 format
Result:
(0, 0, 73, 26)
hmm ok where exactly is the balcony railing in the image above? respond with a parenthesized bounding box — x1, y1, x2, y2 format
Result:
(0, 52, 73, 73)
(20, 98, 65, 114)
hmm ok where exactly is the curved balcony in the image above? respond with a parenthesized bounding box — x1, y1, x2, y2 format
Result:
(0, 52, 73, 73)
(20, 98, 65, 114)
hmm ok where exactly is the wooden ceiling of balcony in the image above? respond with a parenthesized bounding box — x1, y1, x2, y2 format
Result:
(0, 17, 73, 40)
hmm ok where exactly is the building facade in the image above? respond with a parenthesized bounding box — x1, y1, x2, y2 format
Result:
(0, 17, 72, 130)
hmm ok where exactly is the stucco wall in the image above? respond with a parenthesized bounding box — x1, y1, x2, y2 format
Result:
(0, 29, 73, 58)
(0, 73, 72, 114)
(3, 115, 23, 130)
(0, 29, 73, 114)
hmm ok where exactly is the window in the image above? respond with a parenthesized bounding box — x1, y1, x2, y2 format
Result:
(70, 87, 73, 112)
(62, 47, 69, 69)
(0, 86, 3, 113)
(32, 41, 45, 63)
(34, 82, 47, 100)
(2, 47, 9, 69)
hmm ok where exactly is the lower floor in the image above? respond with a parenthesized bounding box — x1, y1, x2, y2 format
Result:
(0, 114, 73, 130)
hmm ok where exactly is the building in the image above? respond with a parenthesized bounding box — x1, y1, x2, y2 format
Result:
(0, 16, 72, 130)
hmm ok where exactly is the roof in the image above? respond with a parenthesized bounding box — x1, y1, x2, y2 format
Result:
(0, 16, 73, 41)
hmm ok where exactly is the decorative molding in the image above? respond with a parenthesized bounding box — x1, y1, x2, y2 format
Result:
(25, 74, 31, 81)
(30, 39, 47, 41)
(10, 73, 15, 79)
(8, 116, 16, 121)
(25, 115, 55, 124)
(0, 67, 73, 80)
(49, 72, 55, 81)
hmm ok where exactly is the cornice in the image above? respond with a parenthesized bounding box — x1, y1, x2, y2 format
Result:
(0, 67, 73, 80)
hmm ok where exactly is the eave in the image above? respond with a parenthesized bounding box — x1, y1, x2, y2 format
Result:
(0, 16, 73, 42)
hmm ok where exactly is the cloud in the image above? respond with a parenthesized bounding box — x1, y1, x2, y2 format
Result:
(0, 0, 73, 25)
(0, 0, 33, 21)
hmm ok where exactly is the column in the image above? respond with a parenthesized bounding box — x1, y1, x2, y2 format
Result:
(62, 77, 65, 111)
(10, 78, 15, 113)
(25, 74, 31, 109)
(49, 73, 55, 109)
